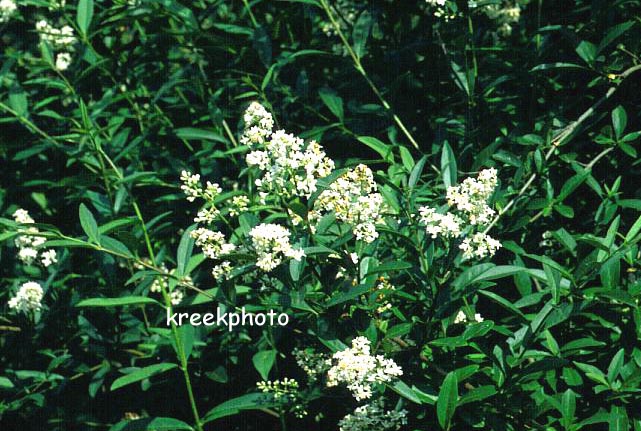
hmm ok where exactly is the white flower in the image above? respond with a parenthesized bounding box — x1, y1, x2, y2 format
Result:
(0, 0, 17, 23)
(40, 249, 58, 267)
(418, 207, 463, 239)
(12, 208, 56, 267)
(194, 207, 220, 224)
(36, 20, 77, 49)
(339, 399, 408, 431)
(454, 310, 467, 324)
(249, 223, 304, 272)
(459, 232, 502, 260)
(229, 195, 249, 217)
(293, 348, 330, 383)
(8, 281, 44, 313)
(326, 336, 403, 401)
(55, 52, 72, 71)
(246, 128, 334, 201)
(180, 170, 202, 202)
(425, 0, 446, 5)
(190, 228, 236, 260)
(454, 310, 484, 324)
(170, 289, 184, 305)
(241, 102, 274, 147)
(315, 164, 384, 243)
(211, 261, 233, 281)
(446, 168, 497, 226)
(13, 208, 34, 224)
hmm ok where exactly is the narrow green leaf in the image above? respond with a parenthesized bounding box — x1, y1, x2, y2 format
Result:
(357, 136, 394, 163)
(77, 0, 94, 35)
(319, 88, 344, 121)
(79, 203, 100, 244)
(76, 296, 159, 308)
(441, 142, 457, 189)
(110, 363, 178, 391)
(202, 393, 275, 423)
(612, 106, 627, 140)
(437, 372, 458, 430)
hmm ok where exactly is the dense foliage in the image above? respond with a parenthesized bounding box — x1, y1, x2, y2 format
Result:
(2, 0, 641, 430)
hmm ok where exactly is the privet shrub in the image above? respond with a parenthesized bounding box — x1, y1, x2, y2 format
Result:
(1, 1, 641, 430)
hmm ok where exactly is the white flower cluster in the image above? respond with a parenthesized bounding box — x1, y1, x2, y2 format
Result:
(418, 207, 462, 239)
(424, 0, 457, 21)
(257, 378, 308, 418)
(454, 309, 484, 324)
(293, 348, 330, 383)
(35, 20, 76, 71)
(48, 0, 66, 10)
(327, 336, 403, 401)
(483, 2, 521, 36)
(459, 232, 502, 260)
(190, 228, 236, 259)
(12, 209, 57, 267)
(229, 195, 249, 217)
(0, 0, 17, 23)
(257, 378, 299, 401)
(242, 103, 334, 201)
(418, 169, 501, 260)
(446, 168, 497, 225)
(338, 399, 408, 431)
(249, 223, 304, 272)
(180, 171, 222, 205)
(314, 164, 384, 243)
(8, 281, 44, 314)
(190, 227, 236, 281)
(241, 101, 274, 147)
(375, 277, 395, 314)
(148, 263, 188, 305)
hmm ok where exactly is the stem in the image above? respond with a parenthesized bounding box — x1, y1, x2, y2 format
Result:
(483, 64, 641, 233)
(529, 146, 614, 223)
(319, 0, 423, 153)
(242, 0, 259, 28)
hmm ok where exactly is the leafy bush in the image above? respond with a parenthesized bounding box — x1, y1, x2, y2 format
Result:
(2, 0, 641, 430)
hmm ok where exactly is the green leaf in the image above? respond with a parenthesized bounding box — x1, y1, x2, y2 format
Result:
(252, 350, 277, 381)
(319, 88, 344, 121)
(175, 127, 227, 143)
(202, 393, 275, 423)
(326, 284, 371, 307)
(176, 227, 194, 276)
(576, 40, 597, 65)
(441, 142, 457, 189)
(391, 380, 423, 404)
(77, 0, 94, 35)
(437, 372, 458, 430)
(352, 10, 372, 59)
(357, 136, 394, 163)
(399, 146, 415, 171)
(459, 385, 497, 405)
(625, 214, 641, 243)
(9, 86, 28, 116)
(109, 417, 192, 431)
(79, 203, 100, 244)
(409, 155, 428, 189)
(110, 363, 178, 391)
(607, 348, 625, 383)
(612, 106, 627, 140)
(597, 21, 635, 54)
(76, 296, 159, 308)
